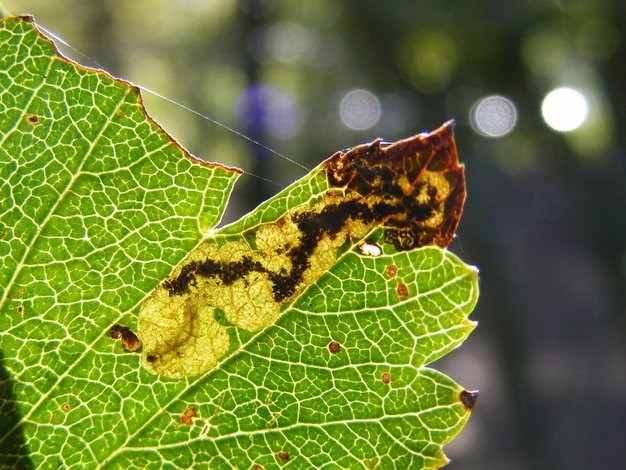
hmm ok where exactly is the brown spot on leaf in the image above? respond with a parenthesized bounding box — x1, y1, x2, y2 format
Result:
(109, 324, 142, 352)
(16, 305, 24, 314)
(61, 402, 71, 412)
(460, 389, 479, 409)
(396, 283, 409, 297)
(27, 114, 39, 124)
(180, 407, 196, 425)
(50, 412, 57, 421)
(381, 372, 391, 384)
(328, 341, 341, 354)
(146, 354, 157, 363)
(109, 324, 124, 339)
(121, 331, 142, 352)
(277, 451, 290, 462)
(0, 232, 7, 239)
(385, 265, 398, 279)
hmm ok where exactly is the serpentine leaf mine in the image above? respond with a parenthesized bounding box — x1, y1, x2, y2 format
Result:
(137, 121, 465, 378)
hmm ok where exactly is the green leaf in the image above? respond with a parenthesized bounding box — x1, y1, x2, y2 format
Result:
(1, 15, 479, 469)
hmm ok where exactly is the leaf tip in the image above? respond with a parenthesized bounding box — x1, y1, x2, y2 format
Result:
(440, 455, 452, 468)
(468, 264, 480, 280)
(322, 123, 466, 250)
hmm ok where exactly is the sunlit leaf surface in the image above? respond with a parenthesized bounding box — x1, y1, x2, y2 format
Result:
(0, 16, 478, 469)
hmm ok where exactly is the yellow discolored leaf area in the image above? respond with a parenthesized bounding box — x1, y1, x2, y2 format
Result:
(138, 122, 466, 378)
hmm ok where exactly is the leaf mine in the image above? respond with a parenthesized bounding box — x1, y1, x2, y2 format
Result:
(138, 122, 466, 378)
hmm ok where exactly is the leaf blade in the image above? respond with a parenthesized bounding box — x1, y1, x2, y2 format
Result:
(0, 15, 479, 469)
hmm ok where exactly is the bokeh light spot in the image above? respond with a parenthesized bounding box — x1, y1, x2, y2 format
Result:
(339, 89, 381, 131)
(263, 21, 316, 64)
(470, 95, 518, 138)
(541, 87, 589, 132)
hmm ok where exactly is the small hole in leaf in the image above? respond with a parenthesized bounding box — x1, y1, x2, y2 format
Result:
(358, 240, 382, 257)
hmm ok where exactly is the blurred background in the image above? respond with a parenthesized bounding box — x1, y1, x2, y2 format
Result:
(1, 1, 624, 468)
